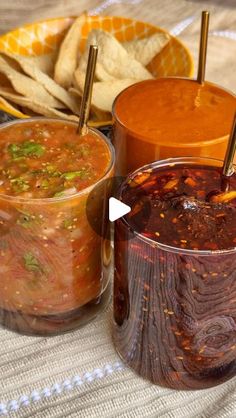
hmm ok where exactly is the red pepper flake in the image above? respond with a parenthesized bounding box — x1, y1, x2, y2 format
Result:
(205, 242, 218, 250)
(130, 171, 150, 187)
(155, 232, 160, 237)
(160, 213, 165, 219)
(184, 177, 197, 187)
(163, 178, 179, 190)
(131, 202, 143, 216)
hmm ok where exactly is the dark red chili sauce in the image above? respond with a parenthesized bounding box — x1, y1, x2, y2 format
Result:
(113, 163, 236, 390)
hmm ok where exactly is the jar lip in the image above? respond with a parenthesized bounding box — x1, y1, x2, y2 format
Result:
(0, 117, 115, 204)
(112, 77, 236, 148)
(118, 156, 236, 256)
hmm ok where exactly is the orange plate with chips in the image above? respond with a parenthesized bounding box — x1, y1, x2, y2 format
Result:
(0, 15, 194, 126)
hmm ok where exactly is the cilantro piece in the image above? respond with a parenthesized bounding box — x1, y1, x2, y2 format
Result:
(62, 169, 89, 181)
(23, 252, 44, 274)
(79, 145, 90, 157)
(41, 179, 50, 189)
(8, 141, 45, 159)
(10, 177, 30, 193)
(62, 171, 83, 181)
(44, 165, 61, 177)
(63, 219, 73, 229)
(53, 190, 65, 198)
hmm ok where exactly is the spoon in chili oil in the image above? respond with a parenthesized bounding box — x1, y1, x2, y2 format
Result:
(208, 113, 236, 203)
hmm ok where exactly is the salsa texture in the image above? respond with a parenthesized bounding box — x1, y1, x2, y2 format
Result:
(122, 164, 236, 251)
(0, 119, 113, 335)
(114, 161, 236, 390)
(0, 120, 111, 198)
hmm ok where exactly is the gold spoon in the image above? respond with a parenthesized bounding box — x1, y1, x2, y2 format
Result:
(77, 45, 98, 135)
(209, 113, 236, 203)
(197, 11, 210, 84)
(222, 113, 236, 177)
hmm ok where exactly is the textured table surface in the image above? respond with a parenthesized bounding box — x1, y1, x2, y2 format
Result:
(0, 0, 235, 417)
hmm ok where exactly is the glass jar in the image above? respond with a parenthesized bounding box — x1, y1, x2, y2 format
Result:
(0, 118, 115, 335)
(113, 157, 236, 390)
(112, 78, 236, 175)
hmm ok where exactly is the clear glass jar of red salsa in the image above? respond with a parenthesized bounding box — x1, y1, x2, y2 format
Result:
(113, 157, 236, 390)
(0, 118, 114, 335)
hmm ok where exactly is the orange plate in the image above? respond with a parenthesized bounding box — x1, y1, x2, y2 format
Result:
(0, 15, 194, 126)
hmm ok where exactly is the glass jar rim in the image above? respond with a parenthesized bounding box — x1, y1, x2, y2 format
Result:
(0, 117, 115, 204)
(118, 156, 236, 257)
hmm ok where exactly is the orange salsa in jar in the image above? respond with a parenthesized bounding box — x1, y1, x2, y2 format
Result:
(0, 118, 114, 335)
(113, 78, 236, 175)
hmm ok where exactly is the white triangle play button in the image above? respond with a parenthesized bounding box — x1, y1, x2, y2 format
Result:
(109, 197, 131, 222)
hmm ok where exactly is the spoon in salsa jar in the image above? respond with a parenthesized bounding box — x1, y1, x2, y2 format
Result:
(197, 10, 210, 84)
(77, 44, 98, 136)
(207, 113, 236, 203)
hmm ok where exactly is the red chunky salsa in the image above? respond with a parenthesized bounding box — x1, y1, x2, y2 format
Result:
(0, 120, 111, 198)
(0, 119, 113, 335)
(114, 160, 236, 390)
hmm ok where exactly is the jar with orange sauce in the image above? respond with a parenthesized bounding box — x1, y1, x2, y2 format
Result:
(113, 77, 236, 175)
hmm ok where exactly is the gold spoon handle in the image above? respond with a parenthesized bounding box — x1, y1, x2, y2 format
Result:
(222, 113, 236, 177)
(77, 45, 98, 136)
(197, 11, 210, 84)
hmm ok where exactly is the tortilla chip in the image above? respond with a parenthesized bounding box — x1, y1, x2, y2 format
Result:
(123, 33, 170, 66)
(21, 106, 39, 116)
(27, 52, 57, 76)
(77, 29, 153, 81)
(0, 55, 63, 109)
(72, 70, 139, 113)
(0, 87, 79, 121)
(0, 51, 80, 114)
(0, 73, 12, 88)
(69, 87, 109, 121)
(54, 13, 87, 88)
